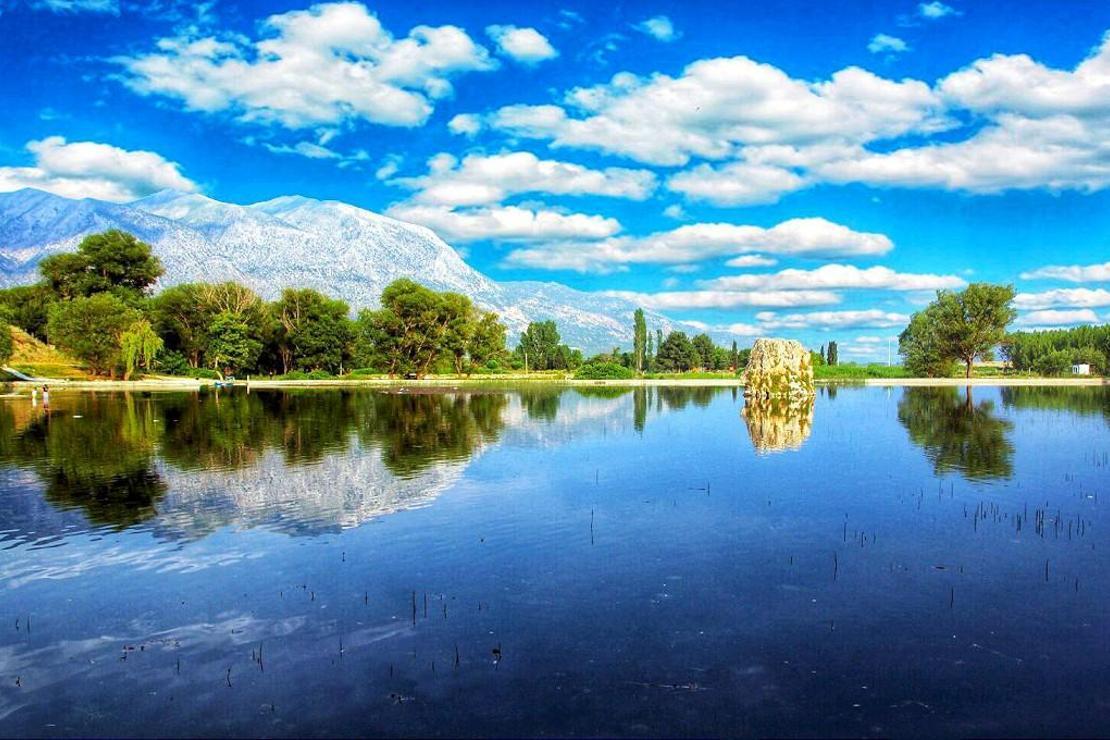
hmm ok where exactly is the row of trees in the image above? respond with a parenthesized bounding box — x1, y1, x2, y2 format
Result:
(0, 230, 512, 378)
(1002, 325, 1110, 376)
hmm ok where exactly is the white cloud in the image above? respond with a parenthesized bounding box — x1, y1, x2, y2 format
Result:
(30, 0, 118, 12)
(668, 161, 808, 205)
(386, 203, 620, 243)
(1020, 261, 1110, 282)
(1015, 309, 1101, 327)
(634, 16, 680, 43)
(600, 289, 841, 309)
(392, 151, 656, 206)
(755, 309, 910, 330)
(262, 140, 341, 159)
(868, 34, 909, 55)
(662, 204, 688, 220)
(0, 136, 198, 202)
(501, 217, 892, 273)
(447, 113, 482, 136)
(1014, 288, 1110, 309)
(918, 2, 960, 20)
(724, 255, 777, 268)
(485, 25, 558, 65)
(374, 154, 403, 180)
(488, 57, 947, 166)
(117, 2, 496, 129)
(701, 264, 965, 292)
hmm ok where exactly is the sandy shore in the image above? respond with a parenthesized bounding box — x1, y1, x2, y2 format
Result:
(5, 375, 1106, 392)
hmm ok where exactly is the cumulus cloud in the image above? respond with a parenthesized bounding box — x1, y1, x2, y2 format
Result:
(1014, 288, 1110, 309)
(488, 57, 948, 166)
(447, 113, 482, 136)
(486, 25, 558, 65)
(600, 289, 841, 309)
(0, 136, 198, 202)
(724, 255, 777, 268)
(1020, 260, 1110, 282)
(755, 309, 910, 330)
(668, 161, 808, 205)
(386, 203, 620, 243)
(634, 16, 680, 43)
(1015, 309, 1101, 327)
(918, 2, 959, 19)
(116, 2, 496, 129)
(391, 151, 656, 206)
(868, 34, 909, 55)
(701, 264, 965, 292)
(501, 217, 893, 273)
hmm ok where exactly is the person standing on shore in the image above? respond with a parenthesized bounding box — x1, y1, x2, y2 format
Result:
(42, 385, 49, 408)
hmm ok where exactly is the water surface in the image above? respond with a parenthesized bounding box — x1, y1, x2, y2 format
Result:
(0, 384, 1107, 737)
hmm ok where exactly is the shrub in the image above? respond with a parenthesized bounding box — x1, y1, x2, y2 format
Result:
(574, 362, 634, 380)
(1033, 349, 1072, 377)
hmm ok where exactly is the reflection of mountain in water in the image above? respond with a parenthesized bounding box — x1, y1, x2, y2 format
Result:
(897, 387, 1014, 481)
(741, 395, 815, 453)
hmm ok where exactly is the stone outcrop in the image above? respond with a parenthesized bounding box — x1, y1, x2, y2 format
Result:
(741, 338, 815, 398)
(741, 395, 814, 453)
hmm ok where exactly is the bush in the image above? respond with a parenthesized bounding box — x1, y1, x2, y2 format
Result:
(156, 350, 191, 376)
(1033, 349, 1072, 377)
(186, 367, 221, 380)
(574, 362, 634, 380)
(276, 370, 335, 380)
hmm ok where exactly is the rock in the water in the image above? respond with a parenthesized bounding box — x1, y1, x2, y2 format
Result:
(741, 338, 815, 398)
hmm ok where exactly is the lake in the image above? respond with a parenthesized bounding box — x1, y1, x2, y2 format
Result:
(0, 384, 1107, 737)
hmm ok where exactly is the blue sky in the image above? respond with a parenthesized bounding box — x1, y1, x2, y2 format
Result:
(2, 0, 1110, 358)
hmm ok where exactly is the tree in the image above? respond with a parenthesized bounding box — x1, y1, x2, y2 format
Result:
(39, 230, 163, 300)
(820, 344, 826, 364)
(207, 311, 262, 376)
(468, 311, 507, 371)
(646, 331, 655, 372)
(0, 322, 12, 365)
(356, 279, 462, 376)
(899, 308, 956, 377)
(730, 340, 739, 371)
(632, 308, 647, 373)
(439, 293, 479, 374)
(273, 288, 353, 374)
(929, 283, 1017, 378)
(47, 293, 139, 376)
(120, 319, 164, 379)
(519, 320, 561, 371)
(827, 341, 838, 366)
(692, 333, 714, 370)
(0, 284, 55, 339)
(656, 331, 696, 372)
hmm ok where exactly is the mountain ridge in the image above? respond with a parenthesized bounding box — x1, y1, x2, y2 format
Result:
(0, 188, 688, 351)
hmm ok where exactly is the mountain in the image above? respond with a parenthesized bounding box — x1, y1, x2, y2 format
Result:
(0, 188, 681, 351)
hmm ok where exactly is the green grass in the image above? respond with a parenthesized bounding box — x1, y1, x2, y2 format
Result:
(814, 363, 912, 380)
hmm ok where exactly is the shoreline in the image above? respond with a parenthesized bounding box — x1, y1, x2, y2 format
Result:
(4, 376, 1106, 391)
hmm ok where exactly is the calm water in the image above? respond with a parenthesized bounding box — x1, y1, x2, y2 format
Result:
(0, 384, 1107, 737)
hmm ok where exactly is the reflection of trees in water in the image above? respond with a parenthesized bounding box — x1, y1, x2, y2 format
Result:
(1001, 386, 1110, 424)
(0, 395, 166, 528)
(897, 387, 1014, 481)
(741, 395, 815, 453)
(518, 387, 562, 422)
(657, 386, 718, 411)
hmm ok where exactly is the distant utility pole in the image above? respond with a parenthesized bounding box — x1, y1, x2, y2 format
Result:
(887, 336, 892, 366)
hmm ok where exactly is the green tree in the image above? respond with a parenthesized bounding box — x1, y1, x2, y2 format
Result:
(646, 331, 655, 372)
(47, 293, 139, 376)
(207, 311, 262, 375)
(39, 230, 164, 300)
(0, 284, 55, 339)
(273, 288, 353, 374)
(468, 311, 507, 371)
(899, 308, 956, 377)
(691, 333, 714, 370)
(632, 308, 647, 373)
(928, 283, 1017, 378)
(120, 319, 164, 379)
(730, 340, 739, 371)
(0, 322, 12, 365)
(519, 320, 561, 371)
(656, 330, 696, 372)
(355, 279, 462, 376)
(827, 341, 838, 366)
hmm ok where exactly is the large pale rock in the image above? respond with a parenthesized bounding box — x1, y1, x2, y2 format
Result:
(741, 338, 815, 398)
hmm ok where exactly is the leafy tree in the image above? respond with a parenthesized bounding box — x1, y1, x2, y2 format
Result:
(153, 282, 267, 369)
(273, 288, 353, 373)
(656, 330, 696, 372)
(827, 341, 838, 366)
(468, 311, 507, 371)
(711, 345, 731, 370)
(691, 333, 714, 370)
(0, 284, 55, 339)
(519, 320, 561, 371)
(39, 230, 163, 300)
(820, 344, 826, 364)
(207, 311, 262, 375)
(47, 293, 140, 376)
(646, 331, 655, 372)
(0, 322, 12, 365)
(632, 308, 647, 373)
(1002, 325, 1110, 375)
(356, 279, 463, 376)
(899, 308, 956, 377)
(1033, 349, 1072, 377)
(440, 293, 478, 374)
(929, 283, 1017, 378)
(120, 319, 164, 379)
(730, 340, 739, 371)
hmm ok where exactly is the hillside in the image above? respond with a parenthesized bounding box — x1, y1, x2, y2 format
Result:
(7, 326, 86, 379)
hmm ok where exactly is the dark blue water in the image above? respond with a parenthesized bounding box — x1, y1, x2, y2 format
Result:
(0, 385, 1107, 737)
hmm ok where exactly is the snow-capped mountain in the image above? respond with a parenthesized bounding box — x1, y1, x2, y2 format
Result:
(0, 188, 682, 350)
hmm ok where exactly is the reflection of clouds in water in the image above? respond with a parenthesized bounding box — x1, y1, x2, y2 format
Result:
(741, 396, 815, 453)
(0, 613, 308, 722)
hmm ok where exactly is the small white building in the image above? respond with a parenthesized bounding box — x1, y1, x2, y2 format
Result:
(1072, 363, 1091, 375)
